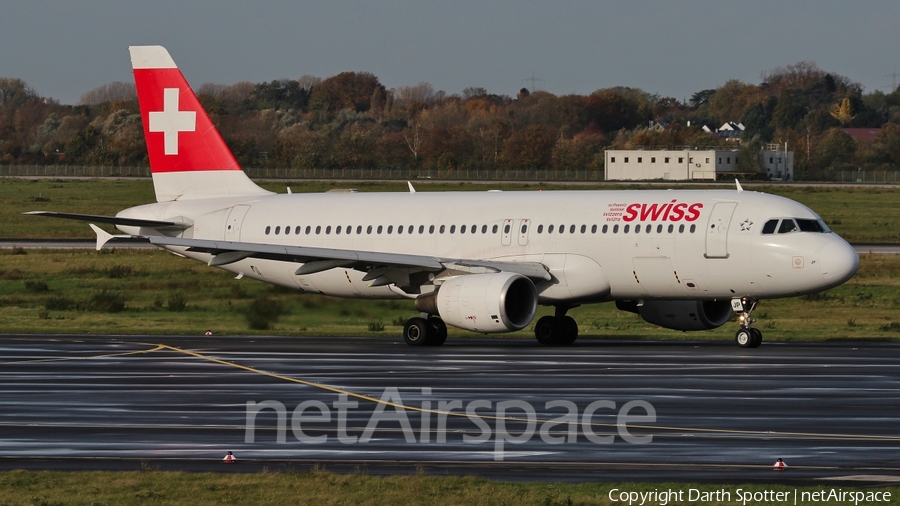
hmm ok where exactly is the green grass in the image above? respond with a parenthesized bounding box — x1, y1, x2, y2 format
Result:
(0, 470, 896, 506)
(3, 177, 900, 242)
(1, 248, 899, 341)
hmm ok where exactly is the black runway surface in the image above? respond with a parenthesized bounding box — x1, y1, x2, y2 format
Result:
(1, 334, 899, 484)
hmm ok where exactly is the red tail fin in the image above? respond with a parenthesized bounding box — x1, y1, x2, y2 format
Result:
(130, 46, 269, 202)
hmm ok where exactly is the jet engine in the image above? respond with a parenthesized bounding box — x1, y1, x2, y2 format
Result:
(416, 272, 538, 333)
(617, 300, 733, 331)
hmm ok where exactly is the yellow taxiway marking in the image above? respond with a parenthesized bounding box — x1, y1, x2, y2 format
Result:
(2, 345, 166, 364)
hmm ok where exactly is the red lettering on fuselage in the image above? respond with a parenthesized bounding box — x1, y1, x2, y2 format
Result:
(621, 201, 704, 222)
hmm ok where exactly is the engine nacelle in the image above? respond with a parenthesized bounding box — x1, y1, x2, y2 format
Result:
(617, 300, 733, 331)
(416, 272, 538, 333)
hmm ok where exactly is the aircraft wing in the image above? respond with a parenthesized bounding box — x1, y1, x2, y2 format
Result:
(148, 236, 551, 283)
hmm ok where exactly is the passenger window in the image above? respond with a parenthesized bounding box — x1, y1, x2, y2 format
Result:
(429, 225, 435, 234)
(613, 224, 619, 233)
(295, 226, 301, 235)
(265, 226, 271, 235)
(591, 224, 597, 233)
(624, 225, 630, 233)
(387, 225, 393, 234)
(521, 224, 527, 234)
(679, 224, 685, 233)
(461, 225, 466, 233)
(440, 225, 446, 234)
(471, 225, 476, 234)
(602, 224, 608, 233)
(357, 226, 362, 234)
(548, 225, 554, 233)
(570, 225, 575, 233)
(275, 226, 281, 235)
(418, 225, 424, 234)
(635, 224, 642, 233)
(397, 225, 402, 234)
(667, 224, 673, 233)
(492, 224, 498, 234)
(315, 226, 321, 234)
(778, 219, 798, 234)
(408, 225, 413, 234)
(284, 227, 291, 235)
(377, 225, 383, 234)
(559, 224, 564, 234)
(481, 225, 487, 233)
(761, 219, 778, 234)
(580, 224, 586, 233)
(450, 225, 456, 234)
(690, 224, 696, 233)
(367, 225, 372, 234)
(656, 224, 661, 233)
(335, 226, 341, 234)
(326, 226, 332, 234)
(537, 225, 543, 234)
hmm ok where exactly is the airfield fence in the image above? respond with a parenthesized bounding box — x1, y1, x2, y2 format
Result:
(0, 164, 898, 183)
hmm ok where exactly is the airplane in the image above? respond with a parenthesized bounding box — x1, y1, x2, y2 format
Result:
(27, 45, 860, 348)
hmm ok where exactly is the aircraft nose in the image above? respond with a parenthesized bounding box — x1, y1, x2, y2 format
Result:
(820, 238, 859, 283)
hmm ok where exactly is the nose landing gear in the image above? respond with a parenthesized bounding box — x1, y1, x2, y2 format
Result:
(733, 298, 762, 348)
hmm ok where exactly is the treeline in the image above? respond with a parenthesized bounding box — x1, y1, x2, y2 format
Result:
(1, 61, 899, 178)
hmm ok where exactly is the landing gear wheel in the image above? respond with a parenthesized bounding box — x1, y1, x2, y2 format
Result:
(427, 318, 448, 346)
(749, 328, 763, 348)
(403, 318, 430, 346)
(735, 328, 753, 348)
(557, 315, 578, 345)
(534, 316, 557, 345)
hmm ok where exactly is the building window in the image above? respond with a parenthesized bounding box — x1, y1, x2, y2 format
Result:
(705, 158, 710, 164)
(770, 157, 774, 163)
(665, 157, 670, 163)
(624, 157, 629, 163)
(611, 157, 616, 163)
(727, 157, 731, 164)
(637, 157, 642, 163)
(718, 158, 722, 164)
(651, 157, 656, 163)
(678, 157, 684, 163)
(736, 157, 739, 164)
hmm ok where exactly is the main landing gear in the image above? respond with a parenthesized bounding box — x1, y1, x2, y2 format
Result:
(734, 298, 762, 349)
(403, 314, 448, 346)
(534, 306, 579, 346)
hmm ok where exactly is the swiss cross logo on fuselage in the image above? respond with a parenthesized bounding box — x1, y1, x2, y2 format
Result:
(604, 200, 704, 222)
(148, 88, 196, 155)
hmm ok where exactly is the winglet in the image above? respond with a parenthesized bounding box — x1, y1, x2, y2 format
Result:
(89, 224, 141, 250)
(735, 179, 744, 192)
(407, 181, 416, 193)
(89, 224, 115, 251)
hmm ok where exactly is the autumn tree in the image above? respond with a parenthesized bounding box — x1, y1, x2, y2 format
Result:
(308, 72, 385, 113)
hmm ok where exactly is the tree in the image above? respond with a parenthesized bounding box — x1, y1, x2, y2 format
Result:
(309, 72, 385, 113)
(78, 82, 136, 105)
(830, 98, 854, 124)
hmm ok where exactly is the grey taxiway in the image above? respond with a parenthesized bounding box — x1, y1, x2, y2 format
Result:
(1, 335, 899, 483)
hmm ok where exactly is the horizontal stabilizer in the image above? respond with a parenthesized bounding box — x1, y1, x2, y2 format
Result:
(24, 211, 190, 229)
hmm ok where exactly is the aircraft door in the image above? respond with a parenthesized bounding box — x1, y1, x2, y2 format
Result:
(705, 202, 737, 258)
(517, 219, 531, 246)
(501, 219, 513, 246)
(225, 205, 251, 241)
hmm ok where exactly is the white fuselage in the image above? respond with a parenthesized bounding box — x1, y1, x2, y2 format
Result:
(117, 189, 858, 305)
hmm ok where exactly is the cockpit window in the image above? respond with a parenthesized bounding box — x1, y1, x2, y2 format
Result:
(761, 219, 778, 234)
(797, 218, 831, 233)
(778, 219, 798, 234)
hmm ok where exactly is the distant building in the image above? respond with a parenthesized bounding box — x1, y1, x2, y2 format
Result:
(604, 146, 793, 181)
(843, 128, 882, 143)
(701, 122, 745, 140)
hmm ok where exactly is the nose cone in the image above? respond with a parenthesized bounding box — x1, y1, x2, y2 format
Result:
(820, 238, 859, 285)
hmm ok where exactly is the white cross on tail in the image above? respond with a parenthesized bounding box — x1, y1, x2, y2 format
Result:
(148, 88, 196, 155)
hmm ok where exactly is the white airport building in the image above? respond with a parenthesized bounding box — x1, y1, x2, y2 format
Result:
(604, 145, 793, 181)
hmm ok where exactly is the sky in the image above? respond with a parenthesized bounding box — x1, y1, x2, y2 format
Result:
(2, 1, 899, 105)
